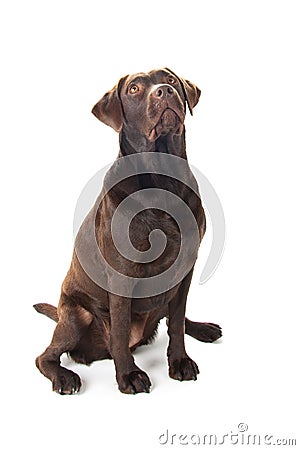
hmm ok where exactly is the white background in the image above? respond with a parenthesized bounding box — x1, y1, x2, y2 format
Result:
(1, 1, 299, 449)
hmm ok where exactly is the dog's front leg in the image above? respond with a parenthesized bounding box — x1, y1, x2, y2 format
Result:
(167, 270, 199, 381)
(109, 294, 151, 394)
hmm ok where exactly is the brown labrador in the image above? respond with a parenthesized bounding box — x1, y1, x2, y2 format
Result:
(34, 68, 221, 395)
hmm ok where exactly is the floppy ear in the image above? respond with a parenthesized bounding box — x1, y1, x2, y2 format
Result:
(181, 78, 201, 115)
(91, 76, 128, 132)
(165, 68, 201, 115)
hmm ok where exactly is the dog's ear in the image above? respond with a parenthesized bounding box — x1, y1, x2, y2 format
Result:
(165, 68, 201, 116)
(91, 76, 128, 132)
(181, 78, 201, 115)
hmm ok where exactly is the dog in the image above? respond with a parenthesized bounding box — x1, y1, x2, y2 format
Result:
(34, 68, 221, 395)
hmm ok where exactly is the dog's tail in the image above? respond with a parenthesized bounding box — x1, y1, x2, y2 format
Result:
(33, 303, 59, 322)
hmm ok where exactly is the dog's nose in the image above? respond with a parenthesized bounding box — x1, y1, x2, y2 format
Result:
(153, 84, 174, 99)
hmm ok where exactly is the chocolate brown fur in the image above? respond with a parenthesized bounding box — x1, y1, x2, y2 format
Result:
(34, 68, 222, 395)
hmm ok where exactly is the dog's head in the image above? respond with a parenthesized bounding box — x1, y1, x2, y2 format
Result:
(92, 68, 201, 142)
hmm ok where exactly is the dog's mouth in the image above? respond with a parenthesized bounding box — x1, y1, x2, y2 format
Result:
(149, 108, 184, 142)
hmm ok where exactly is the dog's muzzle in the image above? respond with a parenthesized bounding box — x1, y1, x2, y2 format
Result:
(148, 84, 184, 141)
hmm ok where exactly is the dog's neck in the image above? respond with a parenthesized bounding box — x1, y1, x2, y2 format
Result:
(118, 127, 187, 159)
(105, 126, 195, 196)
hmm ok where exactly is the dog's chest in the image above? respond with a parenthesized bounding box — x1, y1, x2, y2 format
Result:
(128, 207, 195, 279)
(98, 174, 202, 280)
(129, 208, 180, 251)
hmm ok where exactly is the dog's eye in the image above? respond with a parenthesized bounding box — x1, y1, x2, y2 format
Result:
(129, 84, 139, 94)
(167, 76, 176, 85)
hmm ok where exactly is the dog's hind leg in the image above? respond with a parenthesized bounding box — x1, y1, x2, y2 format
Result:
(35, 293, 93, 394)
(69, 316, 111, 365)
(185, 318, 222, 343)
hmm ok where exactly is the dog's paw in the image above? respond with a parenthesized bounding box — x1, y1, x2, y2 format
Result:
(186, 320, 222, 343)
(119, 370, 151, 394)
(197, 322, 222, 342)
(52, 368, 81, 395)
(169, 357, 199, 381)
